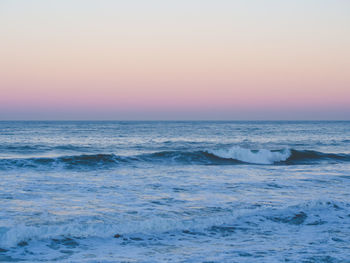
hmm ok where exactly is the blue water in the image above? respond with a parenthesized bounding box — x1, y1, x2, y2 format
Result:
(0, 121, 350, 262)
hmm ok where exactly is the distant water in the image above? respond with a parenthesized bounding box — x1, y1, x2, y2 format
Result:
(0, 121, 350, 262)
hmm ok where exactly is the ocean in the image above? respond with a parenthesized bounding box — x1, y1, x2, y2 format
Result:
(0, 121, 349, 262)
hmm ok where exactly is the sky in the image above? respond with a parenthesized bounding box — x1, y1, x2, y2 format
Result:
(0, 0, 349, 120)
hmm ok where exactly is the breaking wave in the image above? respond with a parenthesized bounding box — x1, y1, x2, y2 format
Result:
(207, 146, 291, 164)
(1, 146, 350, 170)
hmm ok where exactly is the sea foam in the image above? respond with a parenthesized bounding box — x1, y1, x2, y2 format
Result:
(208, 146, 291, 164)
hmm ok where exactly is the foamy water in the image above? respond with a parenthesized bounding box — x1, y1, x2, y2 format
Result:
(0, 121, 350, 262)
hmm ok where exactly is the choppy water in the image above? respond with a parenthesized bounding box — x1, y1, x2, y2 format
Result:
(0, 121, 350, 262)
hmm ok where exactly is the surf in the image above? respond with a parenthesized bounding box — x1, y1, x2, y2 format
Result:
(1, 146, 350, 170)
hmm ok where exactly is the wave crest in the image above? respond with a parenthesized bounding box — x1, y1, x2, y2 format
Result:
(0, 147, 350, 170)
(208, 146, 291, 164)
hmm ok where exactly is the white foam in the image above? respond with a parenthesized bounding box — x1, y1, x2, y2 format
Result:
(0, 213, 239, 248)
(0, 199, 345, 249)
(208, 146, 291, 164)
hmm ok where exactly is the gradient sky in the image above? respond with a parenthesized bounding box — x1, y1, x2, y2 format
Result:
(0, 0, 349, 120)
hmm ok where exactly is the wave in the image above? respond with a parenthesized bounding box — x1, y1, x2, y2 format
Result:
(208, 147, 291, 164)
(1, 147, 350, 170)
(285, 149, 350, 164)
(144, 147, 350, 165)
(0, 154, 126, 170)
(208, 147, 350, 165)
(0, 200, 348, 248)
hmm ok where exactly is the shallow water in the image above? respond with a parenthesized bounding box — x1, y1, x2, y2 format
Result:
(0, 121, 350, 262)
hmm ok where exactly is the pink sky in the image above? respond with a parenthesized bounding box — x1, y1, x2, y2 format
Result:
(0, 0, 349, 120)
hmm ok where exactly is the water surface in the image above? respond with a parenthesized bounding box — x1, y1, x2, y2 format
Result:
(0, 121, 350, 262)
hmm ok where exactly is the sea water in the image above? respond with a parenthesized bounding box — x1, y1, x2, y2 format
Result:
(0, 121, 349, 262)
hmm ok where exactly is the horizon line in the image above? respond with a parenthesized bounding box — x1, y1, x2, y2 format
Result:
(1, 119, 350, 122)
